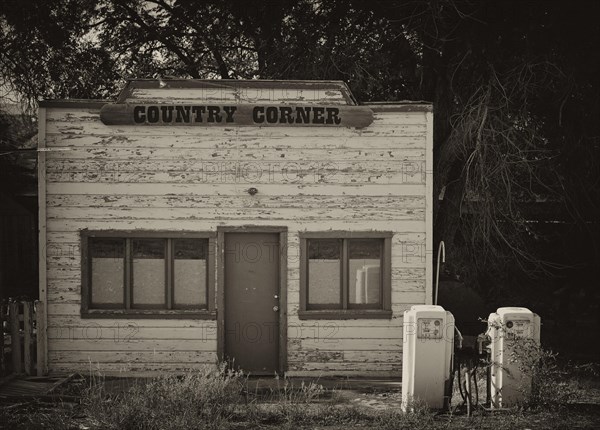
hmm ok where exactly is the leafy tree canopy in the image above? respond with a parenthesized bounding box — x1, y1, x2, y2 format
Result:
(1, 0, 599, 302)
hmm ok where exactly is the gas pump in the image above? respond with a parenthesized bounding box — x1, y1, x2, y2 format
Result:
(486, 307, 541, 408)
(420, 244, 543, 412)
(401, 305, 455, 410)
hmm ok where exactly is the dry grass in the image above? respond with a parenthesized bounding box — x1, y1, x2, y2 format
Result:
(2, 362, 600, 429)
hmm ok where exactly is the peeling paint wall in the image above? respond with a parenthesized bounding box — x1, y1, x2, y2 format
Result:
(42, 83, 431, 376)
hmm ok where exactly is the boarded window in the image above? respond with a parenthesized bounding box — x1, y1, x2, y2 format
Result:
(83, 232, 215, 317)
(300, 233, 391, 318)
(90, 238, 124, 308)
(132, 239, 166, 308)
(173, 239, 208, 308)
(308, 239, 342, 307)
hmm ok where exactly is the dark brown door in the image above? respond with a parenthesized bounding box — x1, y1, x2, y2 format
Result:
(224, 232, 279, 373)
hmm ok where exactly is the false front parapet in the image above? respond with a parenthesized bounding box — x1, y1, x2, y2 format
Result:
(99, 79, 374, 128)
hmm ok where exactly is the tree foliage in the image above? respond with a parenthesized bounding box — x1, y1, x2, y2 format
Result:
(1, 0, 598, 300)
(0, 0, 119, 108)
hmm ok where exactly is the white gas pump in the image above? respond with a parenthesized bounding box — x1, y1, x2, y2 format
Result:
(487, 307, 541, 408)
(402, 305, 455, 410)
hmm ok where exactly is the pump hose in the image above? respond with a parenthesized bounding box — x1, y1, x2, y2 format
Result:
(465, 365, 472, 416)
(456, 355, 467, 403)
(472, 362, 479, 407)
(457, 359, 483, 415)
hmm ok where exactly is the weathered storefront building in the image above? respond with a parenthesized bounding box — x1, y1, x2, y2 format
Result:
(38, 80, 432, 376)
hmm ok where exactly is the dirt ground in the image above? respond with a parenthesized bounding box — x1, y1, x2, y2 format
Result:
(2, 372, 600, 429)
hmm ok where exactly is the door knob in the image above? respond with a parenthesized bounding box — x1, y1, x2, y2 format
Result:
(273, 306, 279, 312)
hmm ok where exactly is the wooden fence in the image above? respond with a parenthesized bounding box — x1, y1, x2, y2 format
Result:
(1, 301, 46, 377)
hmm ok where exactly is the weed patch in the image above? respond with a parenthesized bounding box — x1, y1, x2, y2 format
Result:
(82, 363, 242, 430)
(507, 337, 577, 409)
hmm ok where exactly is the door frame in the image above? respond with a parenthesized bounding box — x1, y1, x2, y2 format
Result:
(217, 226, 288, 374)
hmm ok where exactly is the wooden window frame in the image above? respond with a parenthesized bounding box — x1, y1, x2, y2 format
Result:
(81, 230, 216, 319)
(298, 231, 393, 320)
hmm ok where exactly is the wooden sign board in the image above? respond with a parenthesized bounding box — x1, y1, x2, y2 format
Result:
(100, 103, 374, 128)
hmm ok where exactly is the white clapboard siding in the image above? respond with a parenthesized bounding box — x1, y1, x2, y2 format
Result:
(41, 93, 431, 376)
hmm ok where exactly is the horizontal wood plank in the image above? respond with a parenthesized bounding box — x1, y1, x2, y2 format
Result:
(48, 316, 216, 328)
(49, 350, 217, 364)
(49, 362, 218, 374)
(44, 146, 423, 162)
(48, 338, 217, 352)
(46, 194, 424, 210)
(46, 182, 427, 197)
(46, 120, 426, 138)
(287, 325, 402, 340)
(46, 206, 425, 222)
(289, 337, 402, 351)
(47, 325, 217, 341)
(287, 362, 402, 372)
(46, 133, 426, 149)
(46, 172, 424, 186)
(289, 349, 402, 363)
(46, 157, 426, 171)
